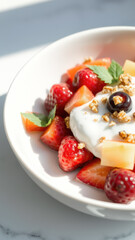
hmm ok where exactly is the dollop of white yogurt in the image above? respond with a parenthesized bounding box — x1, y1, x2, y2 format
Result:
(70, 77, 135, 158)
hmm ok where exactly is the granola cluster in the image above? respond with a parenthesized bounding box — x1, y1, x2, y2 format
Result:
(111, 110, 131, 123)
(102, 86, 118, 94)
(113, 96, 123, 105)
(78, 142, 85, 149)
(89, 99, 99, 113)
(101, 97, 107, 104)
(88, 72, 135, 143)
(122, 85, 135, 96)
(99, 136, 106, 143)
(118, 73, 135, 96)
(102, 113, 110, 122)
(102, 112, 116, 127)
(119, 130, 135, 143)
(119, 73, 132, 86)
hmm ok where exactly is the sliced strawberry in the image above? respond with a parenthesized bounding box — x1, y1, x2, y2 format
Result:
(44, 83, 73, 117)
(21, 113, 46, 132)
(64, 85, 94, 114)
(58, 136, 94, 172)
(76, 158, 112, 190)
(40, 116, 70, 150)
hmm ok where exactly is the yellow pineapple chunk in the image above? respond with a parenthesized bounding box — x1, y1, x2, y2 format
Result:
(123, 60, 135, 76)
(101, 140, 135, 170)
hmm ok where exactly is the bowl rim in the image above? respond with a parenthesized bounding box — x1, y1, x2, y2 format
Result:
(4, 26, 135, 212)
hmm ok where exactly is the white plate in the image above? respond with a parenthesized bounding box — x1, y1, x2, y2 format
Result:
(4, 26, 135, 220)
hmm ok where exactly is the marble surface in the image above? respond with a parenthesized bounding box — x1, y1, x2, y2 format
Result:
(1, 0, 135, 239)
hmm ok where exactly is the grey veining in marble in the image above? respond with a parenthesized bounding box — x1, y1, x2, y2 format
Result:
(1, 0, 135, 239)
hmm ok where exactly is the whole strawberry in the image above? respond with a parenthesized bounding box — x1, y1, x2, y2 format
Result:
(45, 83, 73, 116)
(73, 68, 106, 95)
(104, 168, 135, 203)
(58, 136, 94, 172)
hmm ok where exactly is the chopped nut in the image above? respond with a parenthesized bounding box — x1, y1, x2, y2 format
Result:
(122, 85, 135, 96)
(102, 114, 109, 122)
(126, 134, 135, 143)
(119, 73, 132, 86)
(99, 137, 106, 143)
(119, 130, 127, 139)
(102, 113, 110, 122)
(119, 131, 135, 143)
(118, 84, 124, 89)
(111, 111, 118, 118)
(91, 106, 98, 113)
(102, 86, 118, 94)
(78, 143, 85, 149)
(109, 121, 116, 127)
(112, 86, 118, 93)
(133, 112, 135, 119)
(101, 97, 107, 104)
(112, 110, 131, 123)
(89, 99, 99, 113)
(113, 96, 123, 105)
(64, 116, 70, 129)
(117, 111, 131, 123)
(102, 86, 114, 94)
(93, 118, 98, 122)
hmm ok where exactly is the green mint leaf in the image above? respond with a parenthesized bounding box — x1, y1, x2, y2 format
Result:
(48, 105, 56, 120)
(108, 60, 124, 84)
(21, 105, 56, 127)
(87, 65, 113, 84)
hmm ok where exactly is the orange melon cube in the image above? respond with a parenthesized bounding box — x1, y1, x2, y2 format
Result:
(64, 85, 94, 114)
(84, 57, 111, 68)
(21, 113, 46, 132)
(67, 64, 86, 80)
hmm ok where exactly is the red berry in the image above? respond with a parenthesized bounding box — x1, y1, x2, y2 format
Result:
(58, 136, 94, 172)
(73, 68, 106, 95)
(104, 169, 135, 203)
(45, 84, 73, 116)
(61, 73, 76, 92)
(40, 116, 70, 151)
(77, 158, 112, 190)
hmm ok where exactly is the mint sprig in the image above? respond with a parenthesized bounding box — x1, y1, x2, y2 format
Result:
(87, 65, 113, 84)
(108, 60, 124, 84)
(21, 105, 56, 127)
(87, 59, 123, 85)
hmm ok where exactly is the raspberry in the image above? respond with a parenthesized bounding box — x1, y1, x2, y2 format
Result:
(104, 168, 135, 203)
(73, 68, 106, 95)
(58, 136, 94, 172)
(45, 84, 73, 116)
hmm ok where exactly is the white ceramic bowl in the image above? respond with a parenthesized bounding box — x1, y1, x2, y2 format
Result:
(4, 26, 135, 220)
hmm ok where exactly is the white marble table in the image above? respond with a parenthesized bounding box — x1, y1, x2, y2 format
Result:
(1, 0, 135, 239)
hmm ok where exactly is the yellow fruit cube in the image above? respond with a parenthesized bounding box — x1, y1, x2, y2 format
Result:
(101, 140, 135, 170)
(123, 60, 135, 76)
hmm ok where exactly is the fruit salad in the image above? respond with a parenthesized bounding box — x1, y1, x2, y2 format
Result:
(21, 57, 135, 204)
